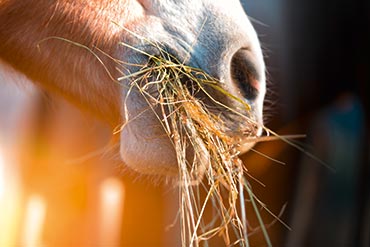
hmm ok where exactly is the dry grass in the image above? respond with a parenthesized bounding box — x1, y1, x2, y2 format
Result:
(117, 41, 276, 247)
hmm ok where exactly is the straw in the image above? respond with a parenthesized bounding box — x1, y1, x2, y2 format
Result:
(117, 42, 275, 246)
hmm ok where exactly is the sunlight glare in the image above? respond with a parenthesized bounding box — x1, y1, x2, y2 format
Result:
(22, 194, 47, 247)
(99, 177, 125, 245)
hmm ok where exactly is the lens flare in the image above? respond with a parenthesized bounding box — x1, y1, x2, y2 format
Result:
(99, 177, 125, 245)
(22, 195, 47, 247)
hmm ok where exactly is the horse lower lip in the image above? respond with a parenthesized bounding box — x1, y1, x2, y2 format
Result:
(236, 139, 257, 155)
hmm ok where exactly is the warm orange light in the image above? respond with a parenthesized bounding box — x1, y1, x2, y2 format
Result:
(22, 194, 47, 247)
(0, 146, 22, 247)
(99, 177, 125, 246)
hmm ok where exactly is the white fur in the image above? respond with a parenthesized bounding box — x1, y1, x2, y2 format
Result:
(118, 0, 266, 175)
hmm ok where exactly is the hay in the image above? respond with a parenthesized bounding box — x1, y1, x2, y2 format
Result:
(118, 43, 273, 247)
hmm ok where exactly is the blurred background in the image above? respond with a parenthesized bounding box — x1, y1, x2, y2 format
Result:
(0, 0, 369, 246)
(245, 0, 369, 246)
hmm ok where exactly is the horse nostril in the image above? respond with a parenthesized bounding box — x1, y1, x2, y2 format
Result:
(230, 48, 260, 101)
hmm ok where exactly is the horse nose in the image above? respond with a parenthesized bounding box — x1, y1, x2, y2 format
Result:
(190, 43, 265, 118)
(230, 48, 262, 102)
(184, 16, 266, 140)
(186, 17, 266, 113)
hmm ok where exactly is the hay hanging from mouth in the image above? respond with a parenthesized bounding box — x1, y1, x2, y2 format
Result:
(36, 34, 318, 247)
(118, 45, 274, 247)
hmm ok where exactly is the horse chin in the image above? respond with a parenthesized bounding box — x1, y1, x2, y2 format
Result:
(119, 109, 179, 177)
(119, 121, 263, 178)
(120, 137, 179, 177)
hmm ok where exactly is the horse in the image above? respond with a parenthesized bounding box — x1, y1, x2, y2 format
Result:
(0, 0, 266, 177)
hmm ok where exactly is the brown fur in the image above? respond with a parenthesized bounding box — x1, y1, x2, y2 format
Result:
(0, 0, 146, 126)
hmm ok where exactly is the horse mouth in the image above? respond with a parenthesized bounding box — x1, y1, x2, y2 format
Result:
(119, 45, 264, 176)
